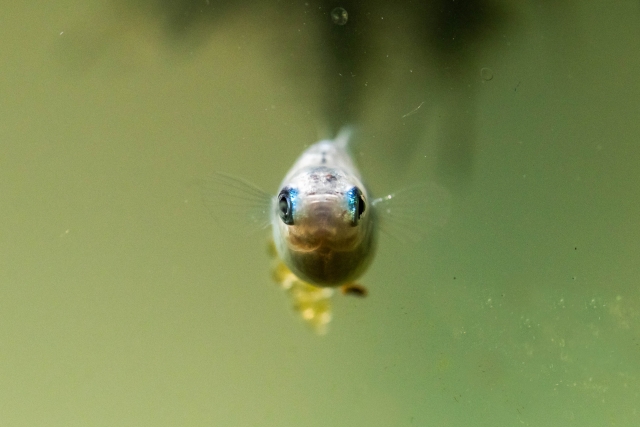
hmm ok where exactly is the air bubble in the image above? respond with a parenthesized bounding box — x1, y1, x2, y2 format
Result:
(331, 7, 348, 25)
(480, 67, 493, 81)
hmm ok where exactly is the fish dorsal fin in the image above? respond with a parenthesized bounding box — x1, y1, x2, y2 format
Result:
(333, 126, 355, 150)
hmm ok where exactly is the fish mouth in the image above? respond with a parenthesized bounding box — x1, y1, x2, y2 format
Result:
(288, 224, 357, 252)
(286, 198, 359, 252)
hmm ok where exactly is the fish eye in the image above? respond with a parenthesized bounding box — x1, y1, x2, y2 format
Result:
(277, 189, 295, 225)
(347, 187, 366, 226)
(358, 192, 366, 219)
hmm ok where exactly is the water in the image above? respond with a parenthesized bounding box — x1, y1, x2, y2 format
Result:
(0, 1, 638, 426)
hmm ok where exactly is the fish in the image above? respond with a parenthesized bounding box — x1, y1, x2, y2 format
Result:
(200, 128, 450, 333)
(271, 129, 376, 288)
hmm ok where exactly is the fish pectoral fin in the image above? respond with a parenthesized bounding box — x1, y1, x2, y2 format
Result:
(340, 283, 368, 297)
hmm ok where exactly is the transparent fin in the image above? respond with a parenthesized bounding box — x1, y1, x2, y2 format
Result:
(196, 172, 272, 234)
(333, 126, 355, 150)
(271, 249, 334, 335)
(373, 182, 452, 243)
(313, 125, 356, 148)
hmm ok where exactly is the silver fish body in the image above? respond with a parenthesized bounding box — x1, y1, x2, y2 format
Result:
(200, 129, 451, 332)
(271, 134, 377, 287)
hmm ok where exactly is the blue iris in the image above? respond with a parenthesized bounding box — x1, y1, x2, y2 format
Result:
(288, 187, 298, 214)
(346, 187, 359, 225)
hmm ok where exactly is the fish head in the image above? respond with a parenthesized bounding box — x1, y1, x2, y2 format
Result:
(272, 167, 376, 286)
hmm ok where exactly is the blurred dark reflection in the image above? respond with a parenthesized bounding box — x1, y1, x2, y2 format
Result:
(422, 0, 508, 185)
(77, 0, 513, 187)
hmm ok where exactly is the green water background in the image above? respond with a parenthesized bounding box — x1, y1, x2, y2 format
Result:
(1, 1, 638, 425)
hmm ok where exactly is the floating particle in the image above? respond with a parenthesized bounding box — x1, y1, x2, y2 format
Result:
(331, 7, 348, 25)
